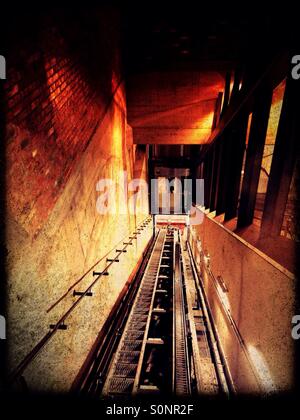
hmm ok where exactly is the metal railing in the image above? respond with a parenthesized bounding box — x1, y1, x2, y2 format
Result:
(9, 216, 152, 384)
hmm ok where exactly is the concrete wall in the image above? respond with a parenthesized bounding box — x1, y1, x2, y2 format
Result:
(189, 207, 296, 394)
(5, 9, 152, 393)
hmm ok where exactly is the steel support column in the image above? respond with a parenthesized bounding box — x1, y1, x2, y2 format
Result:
(237, 87, 273, 228)
(260, 75, 300, 238)
(224, 114, 249, 221)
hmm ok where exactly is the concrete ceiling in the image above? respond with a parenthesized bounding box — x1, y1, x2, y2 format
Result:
(127, 70, 224, 145)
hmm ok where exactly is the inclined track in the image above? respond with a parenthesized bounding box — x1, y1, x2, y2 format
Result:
(172, 238, 191, 395)
(101, 227, 230, 397)
(102, 230, 167, 395)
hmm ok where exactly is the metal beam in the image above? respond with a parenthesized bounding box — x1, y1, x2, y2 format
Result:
(224, 114, 249, 221)
(221, 71, 231, 117)
(260, 75, 300, 238)
(202, 52, 289, 157)
(216, 132, 231, 215)
(209, 141, 222, 212)
(204, 150, 213, 209)
(212, 92, 223, 130)
(237, 86, 273, 228)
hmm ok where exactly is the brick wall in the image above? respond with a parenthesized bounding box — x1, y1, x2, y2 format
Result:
(4, 9, 121, 237)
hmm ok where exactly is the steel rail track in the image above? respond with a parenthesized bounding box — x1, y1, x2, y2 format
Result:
(172, 235, 191, 396)
(102, 230, 167, 396)
(93, 227, 232, 397)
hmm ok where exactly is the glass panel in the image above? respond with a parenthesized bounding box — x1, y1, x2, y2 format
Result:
(254, 78, 286, 222)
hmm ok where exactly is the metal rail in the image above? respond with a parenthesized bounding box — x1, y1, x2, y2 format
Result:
(134, 230, 174, 394)
(172, 236, 191, 396)
(9, 216, 152, 384)
(100, 227, 231, 397)
(186, 240, 232, 394)
(102, 229, 167, 396)
(72, 231, 158, 395)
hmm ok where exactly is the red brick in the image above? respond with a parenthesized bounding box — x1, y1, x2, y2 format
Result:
(8, 84, 19, 98)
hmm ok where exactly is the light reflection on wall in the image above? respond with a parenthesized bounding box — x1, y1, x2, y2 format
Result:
(247, 344, 277, 393)
(257, 79, 286, 194)
(112, 71, 126, 110)
(255, 79, 286, 220)
(229, 71, 234, 99)
(198, 110, 215, 131)
(215, 280, 231, 313)
(112, 112, 123, 160)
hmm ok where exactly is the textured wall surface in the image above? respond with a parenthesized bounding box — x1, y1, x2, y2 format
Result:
(5, 10, 151, 392)
(189, 208, 296, 393)
(4, 9, 122, 237)
(127, 71, 224, 145)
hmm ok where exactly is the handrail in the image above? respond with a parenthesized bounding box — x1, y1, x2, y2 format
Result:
(9, 216, 152, 383)
(72, 231, 158, 394)
(46, 216, 151, 313)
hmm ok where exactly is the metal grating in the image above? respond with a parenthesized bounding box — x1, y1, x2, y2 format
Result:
(102, 230, 167, 396)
